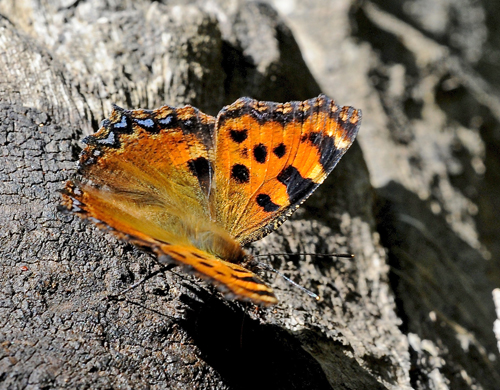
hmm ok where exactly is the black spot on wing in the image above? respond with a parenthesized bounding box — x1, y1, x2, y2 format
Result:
(256, 194, 280, 212)
(253, 144, 267, 163)
(250, 289, 276, 298)
(277, 165, 314, 205)
(194, 120, 215, 150)
(302, 132, 338, 171)
(238, 275, 265, 284)
(231, 268, 251, 274)
(198, 260, 215, 268)
(181, 112, 214, 149)
(307, 132, 322, 146)
(187, 157, 212, 195)
(231, 164, 250, 184)
(170, 250, 187, 259)
(273, 143, 286, 158)
(230, 129, 248, 143)
(179, 116, 200, 135)
(318, 136, 337, 171)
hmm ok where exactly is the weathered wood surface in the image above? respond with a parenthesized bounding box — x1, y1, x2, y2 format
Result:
(1, 1, 499, 389)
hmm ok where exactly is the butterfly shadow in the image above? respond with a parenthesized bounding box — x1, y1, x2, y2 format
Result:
(172, 286, 386, 390)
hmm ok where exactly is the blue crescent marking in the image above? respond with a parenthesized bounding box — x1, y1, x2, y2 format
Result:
(113, 115, 128, 128)
(134, 118, 154, 128)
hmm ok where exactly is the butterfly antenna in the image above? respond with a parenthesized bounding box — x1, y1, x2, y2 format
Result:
(254, 253, 354, 259)
(255, 260, 320, 301)
(253, 253, 354, 301)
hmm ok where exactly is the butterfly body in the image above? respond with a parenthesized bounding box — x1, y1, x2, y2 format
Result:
(61, 95, 361, 305)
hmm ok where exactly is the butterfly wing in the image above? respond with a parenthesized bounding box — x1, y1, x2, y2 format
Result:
(75, 104, 216, 222)
(213, 95, 361, 245)
(61, 182, 277, 305)
(61, 103, 277, 305)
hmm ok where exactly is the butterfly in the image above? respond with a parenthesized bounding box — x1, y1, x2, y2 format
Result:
(60, 95, 361, 305)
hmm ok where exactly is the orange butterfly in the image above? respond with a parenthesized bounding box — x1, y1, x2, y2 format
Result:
(60, 95, 361, 305)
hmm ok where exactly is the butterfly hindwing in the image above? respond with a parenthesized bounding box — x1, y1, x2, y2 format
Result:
(155, 243, 277, 305)
(213, 95, 361, 245)
(60, 182, 277, 305)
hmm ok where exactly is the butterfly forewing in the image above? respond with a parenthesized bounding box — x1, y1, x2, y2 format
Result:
(213, 95, 361, 245)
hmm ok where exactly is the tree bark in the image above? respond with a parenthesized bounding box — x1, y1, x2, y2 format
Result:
(1, 1, 499, 389)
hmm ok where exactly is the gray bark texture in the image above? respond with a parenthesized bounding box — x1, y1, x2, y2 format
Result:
(1, 0, 499, 389)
